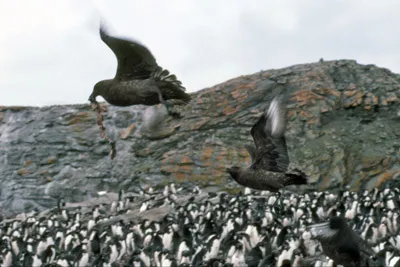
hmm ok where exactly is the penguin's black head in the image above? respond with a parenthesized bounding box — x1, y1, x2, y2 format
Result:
(181, 250, 191, 258)
(281, 259, 291, 267)
(235, 242, 243, 251)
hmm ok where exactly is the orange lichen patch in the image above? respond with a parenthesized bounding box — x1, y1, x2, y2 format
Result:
(190, 117, 209, 130)
(313, 88, 341, 98)
(46, 177, 53, 182)
(199, 149, 214, 167)
(217, 99, 228, 107)
(286, 110, 297, 119)
(386, 94, 398, 103)
(67, 111, 92, 125)
(343, 90, 358, 97)
(181, 156, 193, 165)
(298, 110, 315, 120)
(47, 157, 57, 165)
(222, 150, 234, 162)
(321, 107, 330, 113)
(364, 106, 372, 110)
(24, 160, 32, 167)
(217, 149, 228, 157)
(342, 90, 364, 107)
(376, 171, 397, 187)
(363, 92, 379, 106)
(290, 90, 324, 107)
(0, 112, 3, 121)
(231, 89, 242, 99)
(218, 149, 239, 163)
(39, 169, 48, 175)
(202, 147, 214, 159)
(161, 153, 172, 165)
(236, 94, 248, 103)
(17, 168, 27, 176)
(215, 154, 227, 163)
(307, 118, 320, 125)
(222, 105, 241, 116)
(120, 124, 135, 140)
(237, 81, 257, 90)
(231, 89, 249, 103)
(306, 70, 321, 79)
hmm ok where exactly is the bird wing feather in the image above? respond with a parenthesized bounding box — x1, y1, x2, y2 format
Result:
(244, 144, 257, 164)
(154, 67, 191, 105)
(308, 222, 338, 240)
(100, 24, 158, 81)
(250, 97, 289, 172)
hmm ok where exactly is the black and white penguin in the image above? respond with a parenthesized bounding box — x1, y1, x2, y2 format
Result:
(1, 248, 14, 267)
(179, 250, 191, 265)
(245, 242, 264, 267)
(203, 234, 220, 258)
(191, 245, 207, 267)
(76, 243, 89, 267)
(230, 242, 246, 267)
(41, 244, 56, 264)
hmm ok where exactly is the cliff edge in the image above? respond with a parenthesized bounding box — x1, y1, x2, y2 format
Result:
(0, 59, 399, 216)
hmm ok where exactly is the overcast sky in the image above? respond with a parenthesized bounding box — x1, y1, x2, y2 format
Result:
(1, 0, 400, 106)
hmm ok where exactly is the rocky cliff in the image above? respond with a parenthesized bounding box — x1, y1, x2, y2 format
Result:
(1, 59, 399, 216)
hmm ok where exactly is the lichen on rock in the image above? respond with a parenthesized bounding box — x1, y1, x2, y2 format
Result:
(0, 59, 399, 216)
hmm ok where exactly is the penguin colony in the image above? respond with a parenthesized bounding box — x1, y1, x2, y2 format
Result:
(0, 184, 399, 267)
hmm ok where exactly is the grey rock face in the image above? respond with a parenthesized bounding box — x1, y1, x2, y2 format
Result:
(0, 59, 399, 216)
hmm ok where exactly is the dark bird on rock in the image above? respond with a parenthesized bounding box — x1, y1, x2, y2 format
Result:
(89, 23, 191, 118)
(226, 96, 308, 191)
(307, 216, 375, 267)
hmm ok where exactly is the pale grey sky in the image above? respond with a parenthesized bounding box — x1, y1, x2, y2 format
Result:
(1, 0, 400, 106)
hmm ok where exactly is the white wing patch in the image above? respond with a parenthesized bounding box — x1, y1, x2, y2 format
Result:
(266, 96, 286, 137)
(308, 222, 338, 240)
